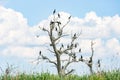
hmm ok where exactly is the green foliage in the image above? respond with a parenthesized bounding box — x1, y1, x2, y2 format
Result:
(0, 70, 120, 80)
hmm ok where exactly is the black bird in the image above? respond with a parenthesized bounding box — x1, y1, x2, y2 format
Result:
(53, 9, 56, 14)
(61, 44, 64, 48)
(79, 55, 83, 61)
(89, 57, 92, 63)
(50, 21, 54, 25)
(50, 21, 55, 30)
(58, 31, 62, 36)
(71, 44, 73, 47)
(97, 59, 100, 67)
(75, 43, 77, 48)
(73, 33, 77, 39)
(79, 48, 81, 52)
(56, 21, 61, 26)
(74, 33, 76, 37)
(73, 53, 76, 60)
(55, 27, 57, 31)
(68, 16, 71, 19)
(81, 55, 83, 59)
(58, 13, 60, 18)
(39, 51, 41, 55)
(67, 45, 69, 48)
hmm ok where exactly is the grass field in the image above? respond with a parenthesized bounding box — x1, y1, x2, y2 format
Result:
(0, 70, 120, 80)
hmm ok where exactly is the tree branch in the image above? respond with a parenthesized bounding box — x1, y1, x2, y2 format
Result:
(41, 55, 57, 66)
(65, 69, 74, 76)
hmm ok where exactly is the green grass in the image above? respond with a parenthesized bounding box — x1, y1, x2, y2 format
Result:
(0, 70, 120, 80)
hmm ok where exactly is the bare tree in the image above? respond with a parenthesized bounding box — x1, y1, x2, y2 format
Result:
(81, 41, 95, 74)
(36, 10, 83, 78)
(35, 10, 99, 78)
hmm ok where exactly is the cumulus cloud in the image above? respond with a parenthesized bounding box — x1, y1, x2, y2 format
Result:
(0, 6, 40, 58)
(0, 5, 120, 68)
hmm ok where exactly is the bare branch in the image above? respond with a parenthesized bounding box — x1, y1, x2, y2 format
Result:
(62, 15, 71, 29)
(39, 26, 50, 34)
(41, 55, 57, 66)
(47, 48, 55, 53)
(65, 69, 74, 76)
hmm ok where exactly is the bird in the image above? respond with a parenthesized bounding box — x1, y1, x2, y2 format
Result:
(67, 45, 69, 48)
(39, 51, 41, 55)
(58, 13, 60, 18)
(79, 48, 81, 52)
(42, 27, 47, 31)
(50, 21, 55, 29)
(89, 57, 92, 63)
(74, 33, 76, 37)
(53, 9, 56, 14)
(50, 21, 55, 25)
(68, 16, 71, 19)
(80, 55, 83, 61)
(58, 30, 62, 36)
(81, 55, 83, 59)
(55, 27, 57, 31)
(42, 56, 47, 60)
(73, 53, 76, 61)
(60, 47, 62, 50)
(56, 21, 61, 26)
(75, 43, 77, 48)
(61, 44, 64, 48)
(97, 59, 101, 67)
(73, 33, 77, 39)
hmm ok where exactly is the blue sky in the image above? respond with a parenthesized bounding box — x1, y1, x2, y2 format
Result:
(3, 0, 120, 26)
(0, 0, 120, 75)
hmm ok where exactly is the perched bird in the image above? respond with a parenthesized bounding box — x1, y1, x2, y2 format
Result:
(68, 16, 71, 19)
(58, 30, 62, 36)
(50, 43, 53, 46)
(53, 9, 56, 14)
(58, 13, 60, 18)
(42, 27, 47, 32)
(74, 33, 76, 37)
(56, 21, 61, 26)
(75, 43, 77, 48)
(89, 57, 92, 63)
(71, 44, 73, 47)
(67, 45, 69, 48)
(73, 33, 77, 39)
(61, 44, 64, 48)
(73, 53, 76, 61)
(50, 21, 55, 30)
(39, 51, 41, 55)
(55, 27, 57, 31)
(97, 59, 101, 67)
(79, 48, 81, 52)
(81, 55, 83, 59)
(50, 21, 55, 25)
(42, 56, 47, 60)
(80, 55, 83, 61)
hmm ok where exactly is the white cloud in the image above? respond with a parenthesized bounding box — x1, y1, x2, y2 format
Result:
(2, 46, 37, 58)
(106, 38, 120, 54)
(0, 6, 120, 73)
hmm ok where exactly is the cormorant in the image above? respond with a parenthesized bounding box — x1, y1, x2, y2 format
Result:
(39, 51, 41, 55)
(58, 13, 60, 18)
(68, 16, 71, 19)
(53, 9, 56, 14)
